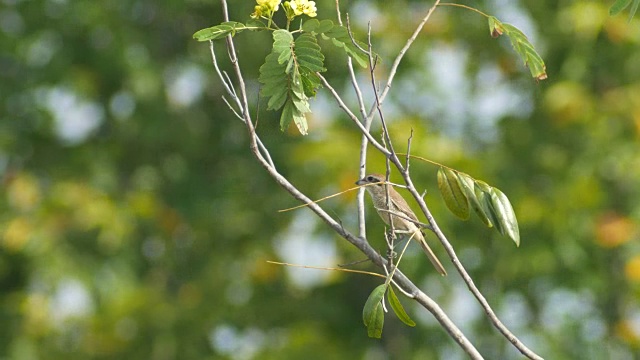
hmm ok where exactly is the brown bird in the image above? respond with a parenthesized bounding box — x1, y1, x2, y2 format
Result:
(356, 174, 447, 276)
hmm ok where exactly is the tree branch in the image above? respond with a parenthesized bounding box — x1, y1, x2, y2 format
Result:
(209, 1, 542, 359)
(210, 1, 483, 357)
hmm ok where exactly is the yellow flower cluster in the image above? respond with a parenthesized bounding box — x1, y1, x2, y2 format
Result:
(251, 0, 282, 19)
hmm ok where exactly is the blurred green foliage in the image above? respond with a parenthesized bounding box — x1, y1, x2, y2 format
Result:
(1, 0, 640, 359)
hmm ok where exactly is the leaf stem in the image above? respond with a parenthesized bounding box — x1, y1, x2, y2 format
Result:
(437, 2, 490, 18)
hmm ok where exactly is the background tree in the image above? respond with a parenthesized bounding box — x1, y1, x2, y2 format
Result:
(1, 0, 639, 359)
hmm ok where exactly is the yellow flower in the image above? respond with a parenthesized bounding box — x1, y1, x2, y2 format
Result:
(289, 0, 317, 17)
(250, 5, 263, 19)
(258, 0, 281, 12)
(251, 0, 282, 18)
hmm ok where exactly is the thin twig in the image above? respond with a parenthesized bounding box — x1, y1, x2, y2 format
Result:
(209, 38, 275, 169)
(267, 261, 385, 278)
(437, 2, 490, 17)
(362, 0, 443, 125)
(317, 74, 389, 156)
(406, 130, 413, 171)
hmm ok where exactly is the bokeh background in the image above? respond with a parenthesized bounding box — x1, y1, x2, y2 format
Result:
(2, 0, 640, 359)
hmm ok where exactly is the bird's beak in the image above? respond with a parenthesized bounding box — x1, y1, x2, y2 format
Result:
(355, 178, 366, 186)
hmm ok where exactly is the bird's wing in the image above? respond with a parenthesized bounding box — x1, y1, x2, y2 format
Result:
(390, 192, 420, 223)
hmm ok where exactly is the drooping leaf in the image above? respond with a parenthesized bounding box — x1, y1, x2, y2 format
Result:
(488, 16, 503, 38)
(474, 180, 521, 246)
(273, 30, 294, 63)
(489, 187, 521, 247)
(321, 27, 369, 67)
(475, 180, 504, 233)
(258, 30, 313, 134)
(280, 99, 294, 132)
(193, 21, 249, 41)
(259, 52, 289, 110)
(437, 167, 470, 220)
(300, 69, 322, 97)
(488, 17, 547, 81)
(456, 172, 493, 227)
(363, 284, 386, 338)
(388, 286, 416, 327)
(302, 19, 370, 68)
(295, 33, 325, 72)
(294, 33, 325, 97)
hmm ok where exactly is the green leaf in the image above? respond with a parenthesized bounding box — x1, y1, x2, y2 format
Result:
(295, 33, 326, 72)
(488, 17, 547, 81)
(300, 69, 322, 97)
(316, 19, 335, 33)
(489, 187, 521, 247)
(363, 284, 386, 338)
(258, 29, 314, 135)
(273, 30, 294, 64)
(302, 19, 369, 68)
(245, 18, 267, 28)
(321, 27, 369, 68)
(294, 33, 325, 97)
(266, 87, 288, 110)
(280, 99, 295, 132)
(193, 22, 248, 41)
(610, 0, 632, 15)
(259, 52, 288, 110)
(292, 106, 309, 135)
(387, 286, 416, 327)
(279, 96, 309, 135)
(475, 180, 503, 232)
(437, 167, 470, 220)
(302, 19, 334, 34)
(474, 180, 521, 246)
(456, 172, 493, 227)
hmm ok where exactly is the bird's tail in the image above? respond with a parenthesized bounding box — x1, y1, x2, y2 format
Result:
(414, 232, 447, 276)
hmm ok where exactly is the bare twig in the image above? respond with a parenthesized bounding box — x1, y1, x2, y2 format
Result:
(361, 0, 443, 124)
(406, 130, 413, 170)
(317, 74, 389, 156)
(338, 10, 370, 240)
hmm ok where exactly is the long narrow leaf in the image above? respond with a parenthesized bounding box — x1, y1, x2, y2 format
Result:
(388, 286, 416, 327)
(457, 172, 493, 227)
(488, 17, 547, 80)
(437, 167, 470, 220)
(489, 187, 521, 246)
(363, 284, 386, 338)
(193, 21, 248, 41)
(475, 181, 504, 235)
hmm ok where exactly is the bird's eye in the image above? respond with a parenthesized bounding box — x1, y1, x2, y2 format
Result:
(367, 176, 375, 182)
